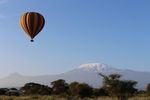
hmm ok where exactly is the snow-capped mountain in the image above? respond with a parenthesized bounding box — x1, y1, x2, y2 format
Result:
(78, 63, 121, 73)
(0, 63, 149, 90)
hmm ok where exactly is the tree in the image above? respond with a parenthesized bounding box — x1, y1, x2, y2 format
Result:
(99, 73, 137, 100)
(93, 88, 108, 97)
(20, 82, 52, 95)
(69, 82, 80, 96)
(146, 83, 150, 96)
(6, 88, 20, 96)
(51, 79, 69, 95)
(77, 83, 93, 98)
(0, 88, 8, 95)
(69, 82, 93, 98)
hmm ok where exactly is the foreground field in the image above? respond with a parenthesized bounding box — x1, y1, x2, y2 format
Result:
(0, 96, 149, 100)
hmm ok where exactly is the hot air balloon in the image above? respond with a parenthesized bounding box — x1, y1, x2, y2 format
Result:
(20, 12, 45, 42)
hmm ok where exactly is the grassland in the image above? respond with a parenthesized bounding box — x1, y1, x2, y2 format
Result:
(0, 96, 149, 100)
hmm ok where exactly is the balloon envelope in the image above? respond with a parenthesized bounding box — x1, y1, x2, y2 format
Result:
(20, 12, 45, 42)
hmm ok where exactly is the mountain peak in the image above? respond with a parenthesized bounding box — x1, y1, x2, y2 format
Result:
(78, 63, 112, 72)
(9, 72, 22, 77)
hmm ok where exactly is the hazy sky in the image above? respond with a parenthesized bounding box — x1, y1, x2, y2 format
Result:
(0, 0, 150, 77)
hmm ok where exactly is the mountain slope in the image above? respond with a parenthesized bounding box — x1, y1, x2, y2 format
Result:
(0, 63, 149, 90)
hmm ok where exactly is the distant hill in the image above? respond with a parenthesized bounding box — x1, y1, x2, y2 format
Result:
(0, 63, 150, 90)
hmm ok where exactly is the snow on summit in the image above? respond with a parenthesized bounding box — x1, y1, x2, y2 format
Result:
(78, 63, 114, 72)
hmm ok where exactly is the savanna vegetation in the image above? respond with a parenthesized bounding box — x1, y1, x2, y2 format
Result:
(0, 73, 149, 100)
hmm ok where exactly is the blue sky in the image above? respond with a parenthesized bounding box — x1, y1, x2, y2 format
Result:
(0, 0, 150, 77)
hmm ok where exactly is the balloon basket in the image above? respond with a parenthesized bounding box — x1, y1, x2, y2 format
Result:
(30, 40, 34, 42)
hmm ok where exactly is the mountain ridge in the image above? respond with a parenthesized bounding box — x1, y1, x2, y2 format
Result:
(0, 63, 149, 90)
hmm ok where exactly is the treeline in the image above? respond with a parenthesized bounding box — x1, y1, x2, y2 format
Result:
(0, 73, 150, 100)
(0, 80, 107, 98)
